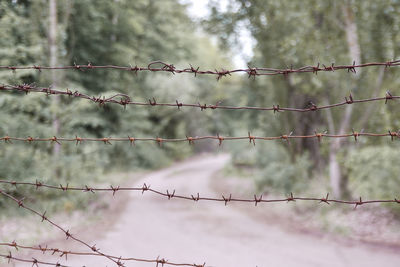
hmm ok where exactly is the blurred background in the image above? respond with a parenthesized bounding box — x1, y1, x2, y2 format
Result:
(1, 0, 400, 266)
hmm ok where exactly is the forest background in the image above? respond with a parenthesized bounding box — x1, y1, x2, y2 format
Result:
(0, 0, 400, 224)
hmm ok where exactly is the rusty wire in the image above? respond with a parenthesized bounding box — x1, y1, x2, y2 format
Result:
(0, 130, 399, 147)
(0, 60, 399, 79)
(0, 242, 206, 267)
(1, 84, 399, 113)
(0, 189, 208, 267)
(0, 189, 125, 266)
(1, 180, 399, 208)
(0, 252, 68, 267)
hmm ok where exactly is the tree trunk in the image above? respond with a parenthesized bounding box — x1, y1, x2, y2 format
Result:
(329, 144, 341, 197)
(49, 0, 60, 167)
(327, 1, 361, 198)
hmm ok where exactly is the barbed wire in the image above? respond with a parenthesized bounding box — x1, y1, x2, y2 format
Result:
(0, 189, 125, 266)
(0, 189, 208, 267)
(0, 130, 399, 147)
(2, 84, 399, 113)
(0, 252, 68, 267)
(0, 242, 206, 267)
(0, 60, 399, 79)
(1, 180, 399, 208)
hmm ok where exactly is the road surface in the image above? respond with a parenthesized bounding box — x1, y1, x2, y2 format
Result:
(10, 154, 400, 267)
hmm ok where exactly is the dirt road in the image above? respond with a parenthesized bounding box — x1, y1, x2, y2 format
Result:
(11, 154, 400, 267)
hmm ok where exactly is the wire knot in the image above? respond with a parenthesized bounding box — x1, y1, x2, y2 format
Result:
(84, 185, 95, 193)
(35, 180, 43, 190)
(281, 131, 293, 143)
(217, 134, 224, 146)
(222, 194, 232, 206)
(198, 102, 207, 111)
(75, 136, 82, 145)
(354, 197, 363, 209)
(186, 136, 194, 145)
(247, 66, 257, 79)
(166, 190, 175, 200)
(314, 131, 327, 143)
(216, 69, 231, 81)
(10, 240, 18, 249)
(345, 93, 354, 104)
(319, 193, 330, 205)
(176, 100, 183, 110)
(189, 64, 200, 77)
(149, 97, 157, 106)
(59, 183, 69, 191)
(110, 185, 120, 196)
(347, 61, 357, 74)
(312, 63, 320, 75)
(51, 136, 60, 144)
(248, 132, 256, 146)
(156, 137, 163, 146)
(141, 183, 150, 194)
(41, 211, 47, 222)
(254, 194, 263, 206)
(323, 63, 335, 72)
(352, 129, 361, 142)
(102, 138, 111, 145)
(33, 65, 42, 72)
(3, 135, 12, 143)
(388, 130, 399, 141)
(128, 136, 135, 146)
(385, 91, 393, 104)
(156, 257, 167, 266)
(191, 193, 200, 202)
(286, 192, 295, 202)
(130, 65, 139, 74)
(272, 104, 280, 113)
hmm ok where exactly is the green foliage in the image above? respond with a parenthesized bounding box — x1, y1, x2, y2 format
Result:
(254, 143, 312, 193)
(205, 0, 400, 200)
(227, 141, 312, 193)
(0, 0, 235, 212)
(344, 145, 400, 199)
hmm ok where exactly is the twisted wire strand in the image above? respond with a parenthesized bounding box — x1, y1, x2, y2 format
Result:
(1, 84, 399, 113)
(0, 242, 205, 267)
(0, 60, 399, 79)
(0, 252, 68, 267)
(1, 180, 399, 207)
(0, 189, 208, 267)
(0, 130, 399, 147)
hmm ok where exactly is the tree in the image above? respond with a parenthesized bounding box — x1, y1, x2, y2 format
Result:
(205, 0, 400, 197)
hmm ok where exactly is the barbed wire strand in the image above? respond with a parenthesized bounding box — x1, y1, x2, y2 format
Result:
(0, 60, 399, 79)
(0, 252, 68, 267)
(0, 189, 208, 267)
(0, 242, 207, 267)
(0, 190, 125, 266)
(1, 84, 399, 113)
(1, 130, 400, 147)
(1, 180, 399, 207)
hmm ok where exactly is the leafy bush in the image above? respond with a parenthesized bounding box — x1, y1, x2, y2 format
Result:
(254, 143, 311, 193)
(344, 145, 400, 200)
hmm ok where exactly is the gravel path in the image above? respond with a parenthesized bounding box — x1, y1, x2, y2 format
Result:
(8, 154, 400, 267)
